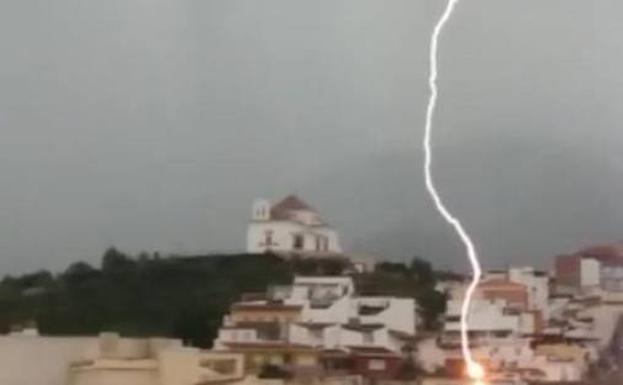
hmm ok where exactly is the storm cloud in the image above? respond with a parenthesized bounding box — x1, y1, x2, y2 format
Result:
(0, 0, 622, 273)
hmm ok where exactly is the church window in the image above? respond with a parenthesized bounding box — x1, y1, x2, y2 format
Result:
(293, 234, 304, 250)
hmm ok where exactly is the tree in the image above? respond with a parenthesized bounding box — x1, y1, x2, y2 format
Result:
(62, 262, 100, 287)
(101, 247, 135, 272)
(416, 287, 447, 330)
(375, 261, 410, 277)
(410, 257, 434, 286)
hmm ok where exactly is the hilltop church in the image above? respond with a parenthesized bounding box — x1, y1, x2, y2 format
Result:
(246, 195, 342, 255)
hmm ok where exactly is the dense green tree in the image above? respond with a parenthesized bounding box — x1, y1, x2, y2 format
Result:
(101, 247, 135, 272)
(416, 287, 447, 330)
(375, 261, 410, 277)
(0, 249, 449, 345)
(410, 257, 434, 286)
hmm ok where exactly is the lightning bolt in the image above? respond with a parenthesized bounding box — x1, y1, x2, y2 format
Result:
(422, 0, 484, 381)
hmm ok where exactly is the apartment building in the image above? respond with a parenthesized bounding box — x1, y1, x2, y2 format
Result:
(213, 276, 417, 379)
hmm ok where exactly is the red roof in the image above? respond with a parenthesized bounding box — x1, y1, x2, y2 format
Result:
(272, 195, 314, 211)
(581, 243, 623, 265)
(270, 195, 321, 221)
(479, 279, 526, 290)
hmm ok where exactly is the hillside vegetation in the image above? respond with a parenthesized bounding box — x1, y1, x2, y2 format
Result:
(0, 249, 447, 347)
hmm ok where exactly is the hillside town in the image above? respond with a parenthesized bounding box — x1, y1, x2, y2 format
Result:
(2, 195, 623, 385)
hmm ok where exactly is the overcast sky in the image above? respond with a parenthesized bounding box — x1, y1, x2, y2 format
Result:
(0, 0, 622, 274)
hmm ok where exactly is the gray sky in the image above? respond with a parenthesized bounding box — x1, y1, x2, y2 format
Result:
(1, 0, 622, 274)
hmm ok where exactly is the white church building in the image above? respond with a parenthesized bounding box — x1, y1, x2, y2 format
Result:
(246, 195, 342, 254)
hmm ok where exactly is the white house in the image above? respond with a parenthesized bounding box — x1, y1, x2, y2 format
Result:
(481, 267, 550, 321)
(214, 276, 416, 354)
(246, 195, 341, 254)
(506, 267, 550, 321)
(441, 298, 522, 348)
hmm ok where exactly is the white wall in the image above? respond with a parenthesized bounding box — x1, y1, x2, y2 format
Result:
(508, 267, 550, 320)
(303, 295, 351, 324)
(338, 328, 366, 347)
(581, 303, 623, 348)
(0, 336, 99, 385)
(70, 365, 158, 385)
(315, 227, 342, 253)
(354, 297, 416, 335)
(519, 312, 536, 335)
(445, 299, 519, 333)
(217, 329, 258, 344)
(247, 221, 341, 254)
(71, 348, 243, 385)
(247, 221, 304, 253)
(580, 259, 601, 287)
(601, 265, 623, 292)
(217, 276, 415, 354)
(415, 337, 446, 373)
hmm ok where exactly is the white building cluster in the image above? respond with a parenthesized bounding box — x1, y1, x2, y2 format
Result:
(420, 263, 623, 384)
(5, 192, 623, 385)
(214, 276, 417, 378)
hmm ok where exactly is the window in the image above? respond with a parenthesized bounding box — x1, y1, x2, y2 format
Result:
(493, 330, 511, 338)
(293, 234, 304, 250)
(368, 359, 386, 371)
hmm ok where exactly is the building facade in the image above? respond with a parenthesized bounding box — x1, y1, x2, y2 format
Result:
(213, 276, 416, 379)
(69, 333, 245, 385)
(555, 243, 623, 293)
(246, 195, 341, 255)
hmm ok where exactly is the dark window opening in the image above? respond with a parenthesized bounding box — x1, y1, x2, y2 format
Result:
(293, 234, 304, 250)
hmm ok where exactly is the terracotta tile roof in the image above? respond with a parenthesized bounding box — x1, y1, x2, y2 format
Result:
(479, 279, 526, 289)
(270, 195, 328, 225)
(579, 242, 623, 265)
(271, 195, 315, 214)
